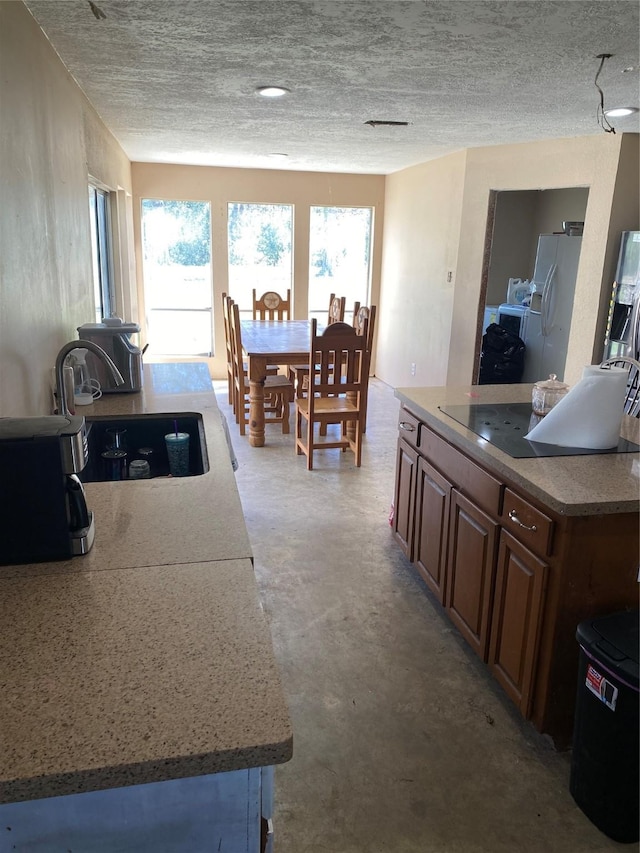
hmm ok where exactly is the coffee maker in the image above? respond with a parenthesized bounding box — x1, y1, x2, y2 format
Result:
(0, 415, 95, 565)
(77, 318, 143, 393)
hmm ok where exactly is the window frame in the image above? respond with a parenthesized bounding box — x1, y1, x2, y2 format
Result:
(89, 184, 116, 321)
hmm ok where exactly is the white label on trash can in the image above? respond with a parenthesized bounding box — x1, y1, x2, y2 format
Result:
(585, 664, 619, 711)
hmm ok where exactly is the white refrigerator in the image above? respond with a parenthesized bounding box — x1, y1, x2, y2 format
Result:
(521, 235, 582, 383)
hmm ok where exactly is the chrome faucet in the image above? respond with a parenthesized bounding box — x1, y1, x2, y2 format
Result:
(55, 339, 125, 417)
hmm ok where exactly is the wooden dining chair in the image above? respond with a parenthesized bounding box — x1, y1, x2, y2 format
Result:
(600, 356, 640, 417)
(353, 304, 377, 432)
(328, 293, 346, 324)
(289, 294, 347, 395)
(230, 302, 293, 435)
(225, 293, 279, 415)
(222, 292, 235, 407)
(252, 288, 291, 321)
(295, 318, 369, 469)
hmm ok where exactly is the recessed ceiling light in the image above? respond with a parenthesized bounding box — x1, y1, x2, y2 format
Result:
(255, 86, 290, 98)
(604, 107, 639, 117)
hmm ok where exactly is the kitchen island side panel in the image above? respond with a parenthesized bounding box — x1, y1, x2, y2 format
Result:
(530, 511, 640, 745)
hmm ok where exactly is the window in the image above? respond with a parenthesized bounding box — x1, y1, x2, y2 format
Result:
(309, 206, 373, 322)
(141, 199, 213, 356)
(88, 185, 114, 321)
(227, 203, 293, 314)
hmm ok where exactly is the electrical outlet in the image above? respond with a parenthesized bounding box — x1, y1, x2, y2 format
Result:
(410, 362, 416, 376)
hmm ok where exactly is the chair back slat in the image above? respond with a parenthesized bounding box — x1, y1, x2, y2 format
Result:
(229, 300, 244, 393)
(307, 318, 368, 410)
(600, 356, 640, 417)
(328, 293, 346, 324)
(222, 292, 234, 406)
(354, 304, 377, 354)
(253, 289, 291, 321)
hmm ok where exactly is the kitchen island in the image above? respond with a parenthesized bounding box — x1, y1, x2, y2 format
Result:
(392, 383, 639, 748)
(0, 362, 292, 851)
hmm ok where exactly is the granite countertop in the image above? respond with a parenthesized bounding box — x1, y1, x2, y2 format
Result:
(0, 362, 293, 803)
(396, 384, 640, 516)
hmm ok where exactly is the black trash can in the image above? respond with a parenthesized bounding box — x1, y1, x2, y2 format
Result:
(569, 609, 639, 844)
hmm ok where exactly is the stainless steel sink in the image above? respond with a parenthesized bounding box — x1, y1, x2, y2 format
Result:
(81, 412, 209, 481)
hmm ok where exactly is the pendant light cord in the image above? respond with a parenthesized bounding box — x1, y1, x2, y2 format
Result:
(595, 54, 616, 134)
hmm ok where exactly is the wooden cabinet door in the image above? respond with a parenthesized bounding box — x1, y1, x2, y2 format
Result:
(488, 530, 548, 716)
(392, 438, 418, 559)
(414, 457, 452, 603)
(445, 490, 498, 660)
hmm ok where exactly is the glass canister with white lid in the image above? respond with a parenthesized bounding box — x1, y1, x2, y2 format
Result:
(531, 374, 570, 416)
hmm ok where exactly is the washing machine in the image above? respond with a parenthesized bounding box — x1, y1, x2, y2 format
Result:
(497, 303, 527, 339)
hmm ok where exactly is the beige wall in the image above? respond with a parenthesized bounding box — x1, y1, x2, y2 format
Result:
(453, 135, 637, 388)
(486, 192, 538, 306)
(377, 151, 467, 388)
(0, 2, 132, 417)
(131, 164, 385, 379)
(377, 133, 639, 390)
(485, 187, 589, 307)
(2, 3, 637, 418)
(532, 187, 590, 240)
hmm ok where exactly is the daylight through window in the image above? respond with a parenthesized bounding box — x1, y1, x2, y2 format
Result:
(309, 206, 373, 322)
(141, 199, 213, 356)
(227, 203, 293, 314)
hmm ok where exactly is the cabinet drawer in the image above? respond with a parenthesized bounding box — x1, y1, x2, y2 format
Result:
(502, 489, 554, 557)
(397, 409, 421, 450)
(420, 426, 501, 517)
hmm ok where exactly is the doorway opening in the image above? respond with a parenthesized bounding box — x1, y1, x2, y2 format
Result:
(476, 187, 589, 384)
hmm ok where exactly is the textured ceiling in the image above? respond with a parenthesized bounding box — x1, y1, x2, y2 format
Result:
(25, 0, 640, 174)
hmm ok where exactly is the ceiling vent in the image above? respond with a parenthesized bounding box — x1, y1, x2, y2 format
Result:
(364, 120, 409, 128)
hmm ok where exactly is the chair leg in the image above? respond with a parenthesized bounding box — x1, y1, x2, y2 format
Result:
(227, 370, 234, 407)
(294, 410, 313, 468)
(354, 421, 362, 467)
(295, 408, 303, 454)
(306, 422, 313, 469)
(281, 395, 290, 434)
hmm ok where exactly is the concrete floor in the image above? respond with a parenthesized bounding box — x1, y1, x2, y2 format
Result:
(215, 379, 629, 853)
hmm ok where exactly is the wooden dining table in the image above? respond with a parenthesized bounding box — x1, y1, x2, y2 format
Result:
(240, 320, 316, 447)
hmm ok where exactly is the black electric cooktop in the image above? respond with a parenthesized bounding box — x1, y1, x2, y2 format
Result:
(438, 402, 640, 459)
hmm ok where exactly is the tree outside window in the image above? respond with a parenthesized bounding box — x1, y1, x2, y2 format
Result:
(309, 206, 373, 322)
(227, 203, 293, 311)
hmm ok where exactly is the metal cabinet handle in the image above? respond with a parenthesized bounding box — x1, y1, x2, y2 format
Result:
(508, 509, 537, 532)
(399, 421, 416, 432)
